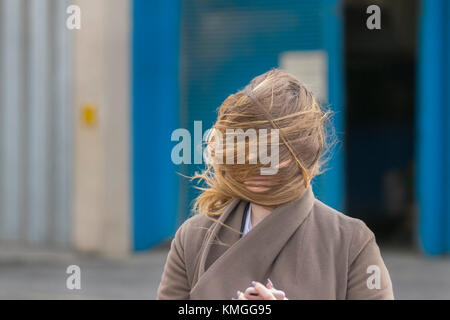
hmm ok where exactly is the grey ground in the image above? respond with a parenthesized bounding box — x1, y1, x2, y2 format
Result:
(0, 245, 449, 299)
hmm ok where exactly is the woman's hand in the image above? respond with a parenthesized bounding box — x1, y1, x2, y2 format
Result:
(235, 279, 288, 300)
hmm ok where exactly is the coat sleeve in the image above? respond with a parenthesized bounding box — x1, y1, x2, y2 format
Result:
(157, 222, 191, 300)
(346, 221, 394, 300)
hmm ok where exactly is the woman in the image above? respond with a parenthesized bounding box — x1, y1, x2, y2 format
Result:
(157, 69, 394, 300)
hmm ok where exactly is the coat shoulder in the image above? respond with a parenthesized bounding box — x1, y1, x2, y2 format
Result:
(174, 213, 216, 254)
(310, 199, 376, 257)
(181, 212, 216, 231)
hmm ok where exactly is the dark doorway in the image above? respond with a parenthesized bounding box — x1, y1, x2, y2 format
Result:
(344, 0, 418, 247)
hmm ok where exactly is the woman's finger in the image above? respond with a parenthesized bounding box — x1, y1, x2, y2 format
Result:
(236, 290, 248, 300)
(252, 281, 276, 300)
(266, 279, 287, 300)
(243, 287, 261, 300)
(271, 289, 286, 300)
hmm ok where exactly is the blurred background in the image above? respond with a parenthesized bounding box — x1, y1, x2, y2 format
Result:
(0, 0, 450, 299)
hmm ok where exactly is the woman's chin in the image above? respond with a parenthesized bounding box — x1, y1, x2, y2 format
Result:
(245, 186, 271, 193)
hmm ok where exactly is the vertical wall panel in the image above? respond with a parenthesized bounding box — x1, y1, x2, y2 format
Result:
(53, 0, 73, 246)
(28, 0, 50, 244)
(0, 0, 24, 241)
(132, 0, 180, 250)
(417, 0, 447, 255)
(445, 0, 450, 253)
(73, 0, 130, 256)
(318, 0, 345, 211)
(0, 0, 73, 247)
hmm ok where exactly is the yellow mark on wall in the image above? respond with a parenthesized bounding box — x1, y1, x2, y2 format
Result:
(81, 104, 97, 126)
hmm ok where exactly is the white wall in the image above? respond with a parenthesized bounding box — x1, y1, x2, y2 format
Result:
(73, 0, 131, 257)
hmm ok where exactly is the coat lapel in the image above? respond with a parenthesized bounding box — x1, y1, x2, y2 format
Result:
(203, 200, 248, 272)
(190, 187, 315, 299)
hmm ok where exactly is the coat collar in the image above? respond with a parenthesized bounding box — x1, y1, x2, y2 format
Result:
(190, 186, 315, 299)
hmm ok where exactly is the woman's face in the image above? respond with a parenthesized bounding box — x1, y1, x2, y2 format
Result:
(243, 159, 291, 193)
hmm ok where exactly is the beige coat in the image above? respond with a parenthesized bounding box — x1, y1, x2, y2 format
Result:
(157, 187, 394, 300)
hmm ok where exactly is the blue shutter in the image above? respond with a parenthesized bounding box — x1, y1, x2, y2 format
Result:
(417, 0, 450, 255)
(179, 0, 345, 220)
(132, 0, 180, 250)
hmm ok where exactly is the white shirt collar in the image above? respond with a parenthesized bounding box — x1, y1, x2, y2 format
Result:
(242, 203, 253, 236)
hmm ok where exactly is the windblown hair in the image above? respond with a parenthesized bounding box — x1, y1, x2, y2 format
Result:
(192, 69, 332, 217)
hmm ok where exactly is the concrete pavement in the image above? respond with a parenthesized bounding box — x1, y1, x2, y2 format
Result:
(0, 245, 449, 299)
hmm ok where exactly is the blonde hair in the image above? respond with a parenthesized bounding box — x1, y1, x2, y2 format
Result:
(192, 69, 332, 217)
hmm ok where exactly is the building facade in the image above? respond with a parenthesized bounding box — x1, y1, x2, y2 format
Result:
(0, 0, 449, 256)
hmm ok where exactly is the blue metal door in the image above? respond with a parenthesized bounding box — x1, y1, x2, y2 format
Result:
(132, 0, 345, 250)
(179, 0, 345, 219)
(417, 0, 450, 255)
